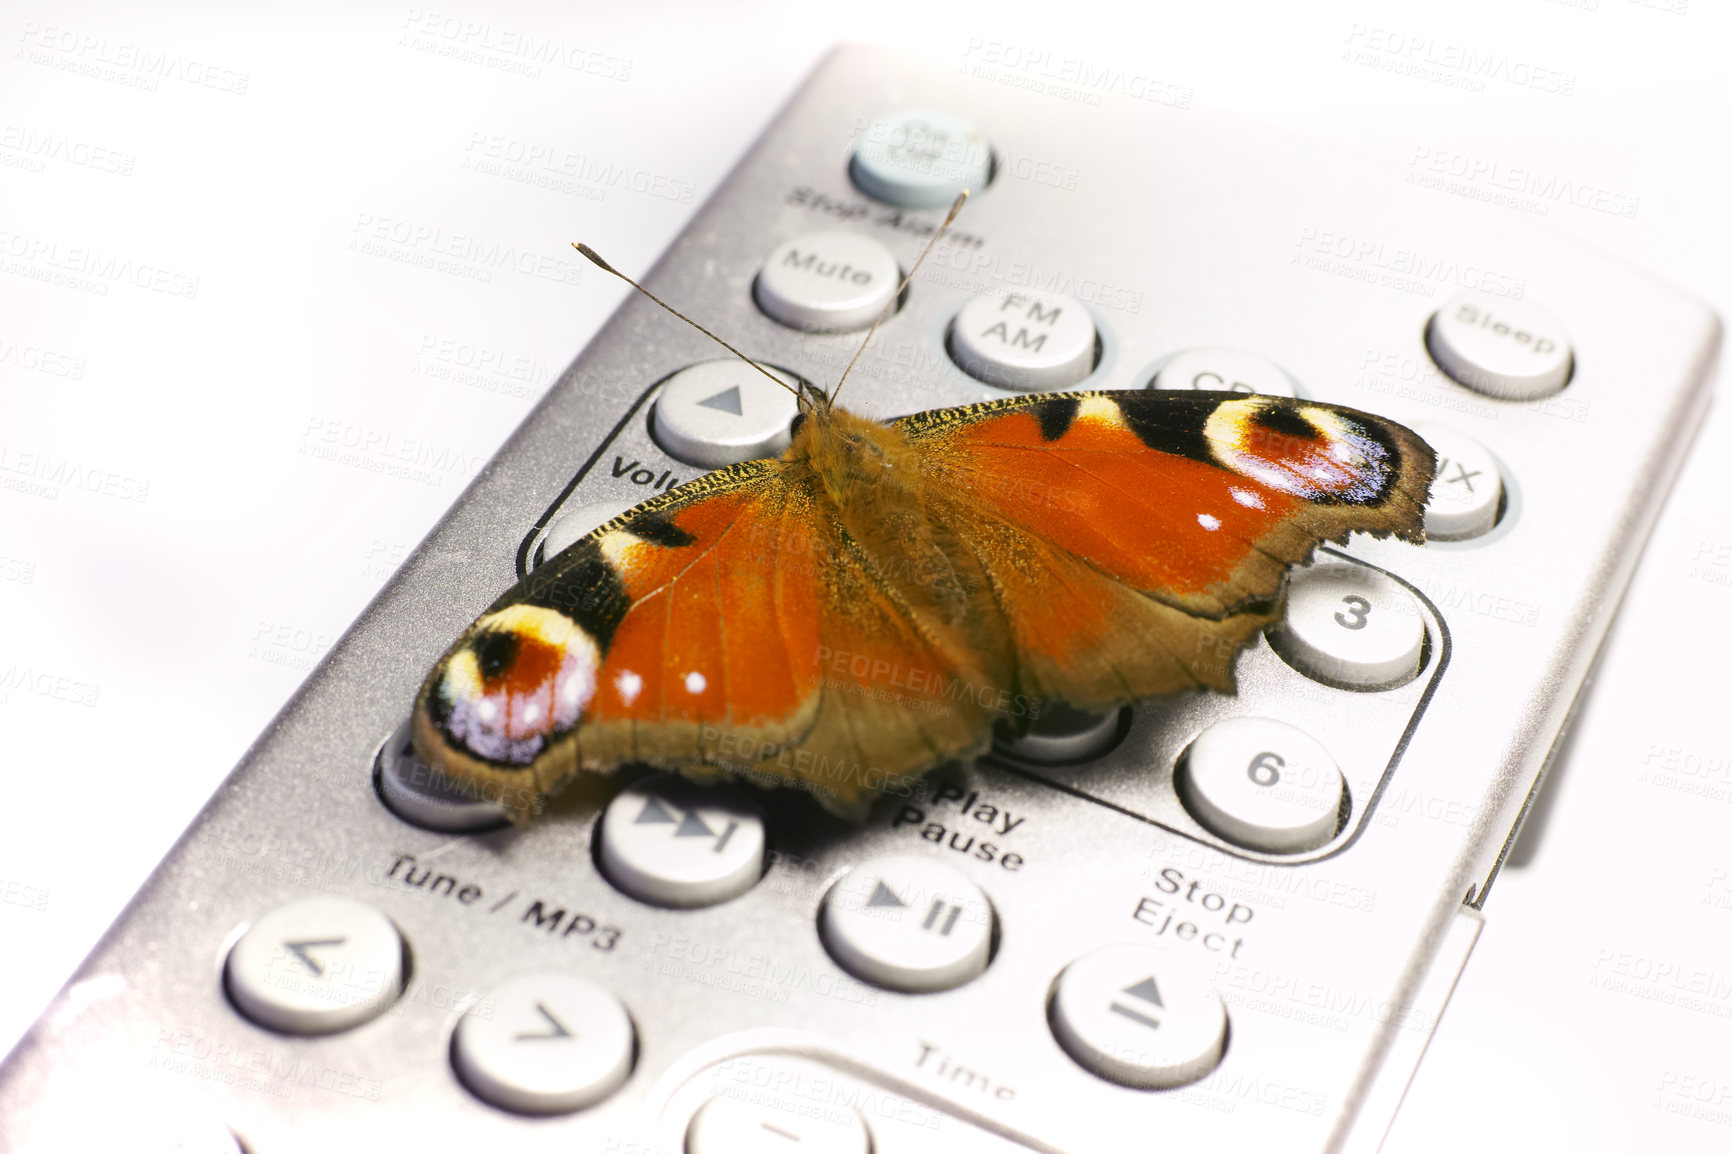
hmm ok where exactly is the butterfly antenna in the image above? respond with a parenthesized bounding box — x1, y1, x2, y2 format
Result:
(828, 189, 969, 407)
(571, 243, 803, 404)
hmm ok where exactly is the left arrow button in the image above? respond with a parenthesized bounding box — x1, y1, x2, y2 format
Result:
(226, 897, 404, 1035)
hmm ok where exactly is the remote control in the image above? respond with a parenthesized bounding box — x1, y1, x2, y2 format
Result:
(0, 44, 1717, 1154)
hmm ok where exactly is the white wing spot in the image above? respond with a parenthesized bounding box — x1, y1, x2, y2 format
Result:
(1197, 513, 1221, 531)
(615, 670, 643, 706)
(521, 703, 541, 725)
(1230, 487, 1263, 509)
(684, 671, 707, 695)
(476, 699, 498, 723)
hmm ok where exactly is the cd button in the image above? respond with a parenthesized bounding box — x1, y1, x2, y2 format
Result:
(1151, 348, 1298, 398)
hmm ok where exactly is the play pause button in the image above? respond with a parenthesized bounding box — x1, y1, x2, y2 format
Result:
(1049, 944, 1227, 1089)
(819, 855, 994, 992)
(597, 774, 766, 907)
(651, 359, 802, 468)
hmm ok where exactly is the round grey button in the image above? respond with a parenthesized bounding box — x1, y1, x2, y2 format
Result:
(755, 231, 901, 333)
(376, 719, 510, 832)
(225, 896, 404, 1035)
(850, 109, 991, 208)
(453, 972, 634, 1115)
(1426, 291, 1573, 400)
(1049, 944, 1227, 1089)
(652, 360, 801, 468)
(994, 704, 1123, 763)
(819, 855, 993, 992)
(949, 291, 1096, 391)
(1177, 717, 1345, 852)
(598, 774, 766, 908)
(1414, 424, 1503, 541)
(687, 1091, 871, 1154)
(1272, 563, 1426, 690)
(1152, 348, 1298, 398)
(538, 498, 637, 566)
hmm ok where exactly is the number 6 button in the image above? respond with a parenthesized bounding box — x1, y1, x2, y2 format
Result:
(1177, 717, 1346, 852)
(1272, 563, 1425, 690)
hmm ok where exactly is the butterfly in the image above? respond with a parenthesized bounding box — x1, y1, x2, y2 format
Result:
(410, 196, 1435, 823)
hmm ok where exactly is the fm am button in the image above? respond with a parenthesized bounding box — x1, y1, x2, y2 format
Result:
(949, 290, 1097, 391)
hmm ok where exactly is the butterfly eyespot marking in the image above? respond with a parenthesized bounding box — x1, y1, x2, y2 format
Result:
(1203, 397, 1398, 505)
(429, 604, 601, 767)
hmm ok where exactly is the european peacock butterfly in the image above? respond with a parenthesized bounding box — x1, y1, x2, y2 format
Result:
(411, 195, 1435, 822)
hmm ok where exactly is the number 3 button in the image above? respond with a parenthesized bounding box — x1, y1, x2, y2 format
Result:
(1272, 563, 1425, 690)
(1177, 717, 1345, 853)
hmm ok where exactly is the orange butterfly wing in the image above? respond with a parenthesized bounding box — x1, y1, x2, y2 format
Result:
(412, 390, 1432, 819)
(895, 390, 1433, 707)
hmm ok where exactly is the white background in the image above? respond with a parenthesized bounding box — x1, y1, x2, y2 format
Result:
(2, 1, 1729, 1149)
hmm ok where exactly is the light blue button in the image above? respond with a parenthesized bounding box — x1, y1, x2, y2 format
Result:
(850, 109, 991, 208)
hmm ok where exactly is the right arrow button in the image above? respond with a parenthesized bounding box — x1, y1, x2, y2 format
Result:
(1049, 944, 1227, 1089)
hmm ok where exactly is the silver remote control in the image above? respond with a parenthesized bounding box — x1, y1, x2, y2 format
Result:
(0, 44, 1717, 1154)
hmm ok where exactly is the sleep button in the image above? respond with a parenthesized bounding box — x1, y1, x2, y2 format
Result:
(1425, 291, 1573, 400)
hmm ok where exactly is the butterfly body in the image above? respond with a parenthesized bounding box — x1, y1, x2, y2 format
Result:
(413, 389, 1433, 822)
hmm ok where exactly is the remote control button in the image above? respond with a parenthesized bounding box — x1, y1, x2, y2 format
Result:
(1177, 717, 1345, 852)
(948, 291, 1096, 391)
(1272, 563, 1425, 690)
(452, 972, 634, 1115)
(819, 855, 993, 992)
(994, 703, 1122, 763)
(538, 498, 636, 566)
(1049, 944, 1227, 1089)
(1414, 424, 1503, 541)
(652, 360, 801, 468)
(225, 897, 404, 1035)
(597, 774, 766, 908)
(687, 1091, 871, 1154)
(850, 109, 991, 208)
(1151, 348, 1298, 398)
(1425, 291, 1573, 400)
(754, 231, 901, 333)
(375, 719, 510, 832)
